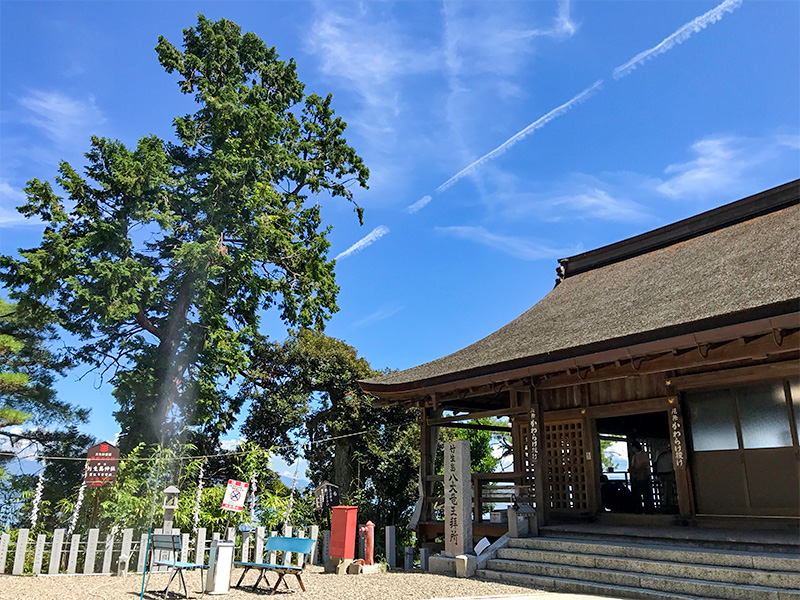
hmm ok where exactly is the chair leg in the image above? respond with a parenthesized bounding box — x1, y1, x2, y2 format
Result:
(253, 569, 269, 590)
(178, 569, 188, 598)
(295, 573, 306, 592)
(235, 566, 250, 588)
(163, 568, 179, 596)
(270, 573, 286, 596)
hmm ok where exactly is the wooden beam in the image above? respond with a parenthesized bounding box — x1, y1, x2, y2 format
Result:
(666, 359, 800, 390)
(535, 330, 799, 390)
(428, 406, 528, 426)
(436, 423, 512, 432)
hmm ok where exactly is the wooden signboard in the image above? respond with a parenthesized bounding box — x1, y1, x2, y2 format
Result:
(84, 442, 120, 487)
(314, 481, 340, 512)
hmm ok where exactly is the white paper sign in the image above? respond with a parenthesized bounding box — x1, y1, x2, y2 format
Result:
(222, 479, 249, 512)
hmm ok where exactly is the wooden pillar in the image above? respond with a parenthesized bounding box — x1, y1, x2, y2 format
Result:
(668, 397, 693, 519)
(584, 409, 599, 515)
(530, 387, 546, 527)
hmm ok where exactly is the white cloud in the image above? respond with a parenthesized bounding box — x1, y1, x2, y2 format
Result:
(19, 89, 105, 147)
(307, 9, 438, 138)
(352, 304, 404, 328)
(335, 226, 390, 260)
(435, 226, 576, 261)
(405, 195, 432, 214)
(544, 187, 651, 223)
(656, 134, 796, 199)
(613, 0, 743, 79)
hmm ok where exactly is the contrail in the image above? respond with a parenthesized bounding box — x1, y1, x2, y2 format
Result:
(613, 0, 743, 80)
(405, 195, 432, 214)
(335, 225, 390, 260)
(435, 80, 603, 194)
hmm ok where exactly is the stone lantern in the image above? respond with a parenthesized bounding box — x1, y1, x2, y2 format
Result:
(162, 485, 180, 533)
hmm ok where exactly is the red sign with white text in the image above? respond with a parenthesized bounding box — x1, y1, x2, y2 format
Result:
(84, 442, 120, 487)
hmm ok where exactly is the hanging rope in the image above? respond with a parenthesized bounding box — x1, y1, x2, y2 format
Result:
(281, 447, 304, 528)
(30, 459, 46, 529)
(248, 469, 257, 524)
(192, 458, 205, 533)
(67, 478, 87, 535)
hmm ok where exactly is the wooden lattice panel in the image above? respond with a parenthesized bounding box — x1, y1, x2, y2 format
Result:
(545, 420, 588, 511)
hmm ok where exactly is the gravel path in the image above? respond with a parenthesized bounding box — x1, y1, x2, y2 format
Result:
(0, 566, 546, 600)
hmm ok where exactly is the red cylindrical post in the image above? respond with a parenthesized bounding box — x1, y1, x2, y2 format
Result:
(359, 520, 375, 565)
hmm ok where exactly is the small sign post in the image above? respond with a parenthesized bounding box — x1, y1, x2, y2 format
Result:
(222, 479, 249, 512)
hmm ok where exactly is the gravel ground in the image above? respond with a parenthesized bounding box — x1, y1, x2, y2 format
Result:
(0, 566, 546, 600)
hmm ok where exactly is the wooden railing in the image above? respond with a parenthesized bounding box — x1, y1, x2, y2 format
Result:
(425, 471, 532, 523)
(0, 524, 319, 576)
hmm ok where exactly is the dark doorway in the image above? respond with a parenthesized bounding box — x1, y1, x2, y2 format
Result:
(595, 412, 677, 515)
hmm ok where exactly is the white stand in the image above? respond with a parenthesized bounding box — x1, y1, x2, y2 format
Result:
(205, 540, 235, 594)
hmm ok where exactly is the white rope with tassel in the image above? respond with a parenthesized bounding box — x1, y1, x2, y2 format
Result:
(192, 459, 205, 532)
(30, 459, 46, 528)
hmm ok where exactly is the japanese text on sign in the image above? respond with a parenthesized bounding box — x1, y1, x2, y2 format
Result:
(529, 406, 539, 463)
(670, 407, 685, 468)
(84, 442, 120, 487)
(448, 449, 459, 545)
(222, 479, 249, 512)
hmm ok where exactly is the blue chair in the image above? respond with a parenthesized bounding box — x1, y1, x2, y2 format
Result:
(146, 533, 208, 598)
(234, 536, 315, 595)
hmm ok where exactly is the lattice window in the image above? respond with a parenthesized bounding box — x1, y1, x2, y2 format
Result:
(545, 420, 588, 511)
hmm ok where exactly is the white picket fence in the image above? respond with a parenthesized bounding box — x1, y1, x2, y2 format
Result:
(0, 524, 320, 576)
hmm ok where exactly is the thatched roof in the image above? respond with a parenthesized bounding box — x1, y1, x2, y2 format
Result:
(362, 180, 800, 394)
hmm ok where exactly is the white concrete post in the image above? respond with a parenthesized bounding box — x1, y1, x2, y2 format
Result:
(385, 526, 396, 568)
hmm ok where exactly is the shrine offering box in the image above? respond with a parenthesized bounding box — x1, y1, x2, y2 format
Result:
(330, 505, 358, 559)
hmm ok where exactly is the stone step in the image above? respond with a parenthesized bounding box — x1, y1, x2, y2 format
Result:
(497, 547, 800, 588)
(509, 537, 800, 573)
(477, 568, 713, 600)
(484, 558, 800, 600)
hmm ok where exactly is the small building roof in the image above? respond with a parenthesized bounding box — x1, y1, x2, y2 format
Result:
(362, 180, 800, 395)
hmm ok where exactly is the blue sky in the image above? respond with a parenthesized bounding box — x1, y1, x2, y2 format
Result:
(1, 1, 798, 477)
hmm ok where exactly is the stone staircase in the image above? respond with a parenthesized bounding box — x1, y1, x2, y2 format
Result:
(477, 533, 800, 600)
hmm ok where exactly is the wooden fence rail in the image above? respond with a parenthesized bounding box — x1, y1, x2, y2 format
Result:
(0, 524, 320, 576)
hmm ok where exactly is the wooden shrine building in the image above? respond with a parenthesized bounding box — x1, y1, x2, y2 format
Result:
(361, 180, 800, 544)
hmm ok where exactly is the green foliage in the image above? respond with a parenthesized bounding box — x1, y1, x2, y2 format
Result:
(0, 15, 369, 453)
(0, 299, 84, 434)
(241, 330, 419, 544)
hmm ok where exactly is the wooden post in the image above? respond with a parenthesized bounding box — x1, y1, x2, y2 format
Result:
(384, 525, 396, 568)
(0, 532, 10, 574)
(309, 525, 319, 566)
(194, 528, 206, 565)
(530, 389, 546, 529)
(89, 488, 100, 529)
(48, 529, 65, 574)
(282, 526, 292, 566)
(669, 399, 693, 519)
(180, 533, 190, 563)
(137, 533, 148, 573)
(322, 530, 330, 564)
(404, 546, 414, 571)
(67, 533, 80, 574)
(32, 534, 46, 574)
(254, 526, 265, 563)
(296, 529, 306, 567)
(241, 530, 251, 563)
(268, 531, 278, 564)
(101, 532, 114, 574)
(84, 528, 99, 574)
(420, 547, 430, 571)
(13, 529, 29, 575)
